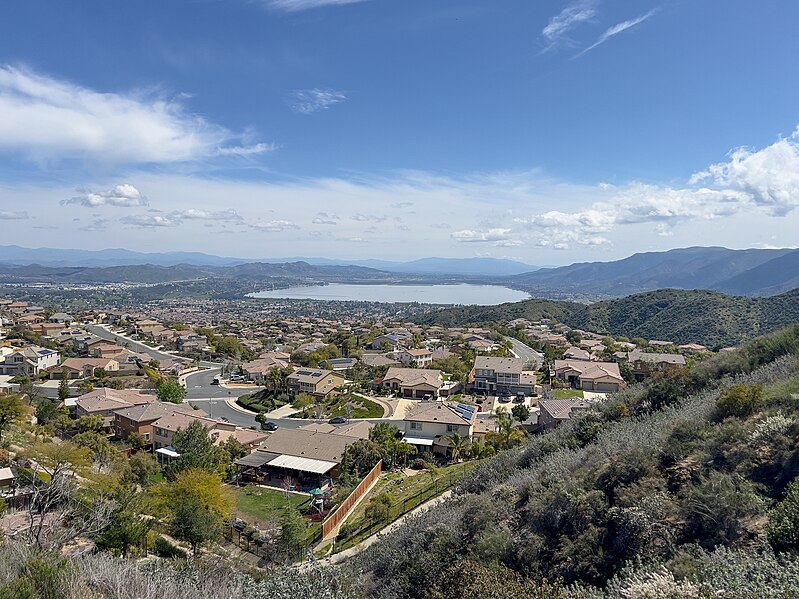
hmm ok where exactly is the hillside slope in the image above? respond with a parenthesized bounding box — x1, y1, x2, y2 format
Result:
(419, 288, 799, 347)
(353, 326, 799, 598)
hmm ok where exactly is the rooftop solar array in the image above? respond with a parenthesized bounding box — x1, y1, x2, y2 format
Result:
(452, 403, 477, 421)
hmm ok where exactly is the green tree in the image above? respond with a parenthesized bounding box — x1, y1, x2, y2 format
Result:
(76, 415, 104, 433)
(446, 430, 468, 462)
(156, 469, 233, 555)
(0, 395, 25, 442)
(279, 506, 308, 554)
(511, 404, 531, 424)
(156, 378, 186, 404)
(126, 431, 148, 450)
(167, 420, 222, 477)
(97, 487, 150, 557)
(35, 399, 61, 425)
(340, 439, 383, 479)
(125, 451, 159, 487)
(58, 370, 70, 401)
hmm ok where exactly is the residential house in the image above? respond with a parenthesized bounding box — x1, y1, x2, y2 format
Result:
(114, 402, 201, 445)
(403, 401, 478, 456)
(382, 367, 443, 399)
(470, 356, 541, 397)
(395, 348, 433, 368)
(74, 388, 157, 431)
(563, 346, 594, 361)
(553, 360, 626, 392)
(90, 344, 127, 359)
(0, 346, 60, 376)
(539, 398, 593, 430)
(327, 357, 359, 371)
(47, 358, 119, 379)
(360, 353, 399, 368)
(614, 350, 686, 381)
(242, 356, 289, 384)
(286, 368, 345, 398)
(234, 421, 372, 488)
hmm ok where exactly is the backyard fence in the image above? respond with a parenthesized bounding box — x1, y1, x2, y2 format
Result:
(333, 463, 473, 553)
(322, 459, 382, 539)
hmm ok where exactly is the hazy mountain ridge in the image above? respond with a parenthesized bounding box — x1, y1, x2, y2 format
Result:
(505, 246, 799, 299)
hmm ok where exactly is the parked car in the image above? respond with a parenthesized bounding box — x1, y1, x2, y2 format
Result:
(497, 395, 511, 404)
(513, 392, 526, 403)
(211, 377, 221, 385)
(262, 421, 279, 431)
(328, 416, 347, 424)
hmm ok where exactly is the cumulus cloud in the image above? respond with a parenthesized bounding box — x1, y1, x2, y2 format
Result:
(312, 212, 339, 225)
(451, 228, 513, 243)
(352, 213, 387, 222)
(693, 132, 799, 216)
(289, 88, 347, 114)
(576, 9, 657, 57)
(265, 0, 367, 12)
(121, 214, 178, 228)
(0, 210, 30, 219)
(0, 65, 270, 163)
(249, 220, 300, 232)
(542, 1, 596, 47)
(62, 184, 147, 208)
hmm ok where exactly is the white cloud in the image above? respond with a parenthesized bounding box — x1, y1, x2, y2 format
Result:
(694, 132, 799, 216)
(169, 208, 243, 222)
(0, 210, 30, 219)
(0, 65, 270, 163)
(312, 212, 339, 225)
(352, 213, 387, 222)
(290, 88, 347, 114)
(249, 220, 300, 232)
(451, 228, 513, 243)
(576, 9, 657, 57)
(542, 1, 596, 46)
(62, 183, 147, 208)
(216, 142, 277, 156)
(121, 214, 179, 228)
(265, 0, 367, 12)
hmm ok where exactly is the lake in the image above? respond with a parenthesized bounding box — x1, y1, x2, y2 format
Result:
(248, 283, 530, 305)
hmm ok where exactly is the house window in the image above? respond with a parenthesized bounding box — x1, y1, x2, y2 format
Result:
(446, 424, 457, 432)
(410, 421, 422, 431)
(143, 433, 150, 440)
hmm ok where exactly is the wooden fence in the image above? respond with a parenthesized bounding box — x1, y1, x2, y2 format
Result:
(322, 459, 382, 538)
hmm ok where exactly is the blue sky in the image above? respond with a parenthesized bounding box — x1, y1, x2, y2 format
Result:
(0, 0, 798, 264)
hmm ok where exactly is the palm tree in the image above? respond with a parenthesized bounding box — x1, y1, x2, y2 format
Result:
(468, 440, 487, 460)
(446, 430, 468, 463)
(396, 441, 417, 467)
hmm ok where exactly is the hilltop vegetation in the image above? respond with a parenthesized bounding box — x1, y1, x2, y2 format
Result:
(419, 288, 799, 347)
(352, 325, 799, 597)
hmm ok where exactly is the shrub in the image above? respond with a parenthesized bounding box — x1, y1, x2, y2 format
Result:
(411, 459, 427, 470)
(768, 478, 799, 552)
(152, 535, 186, 559)
(715, 384, 763, 419)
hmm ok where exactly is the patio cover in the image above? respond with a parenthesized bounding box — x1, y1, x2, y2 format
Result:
(267, 454, 338, 475)
(155, 447, 180, 459)
(403, 436, 435, 446)
(234, 451, 280, 468)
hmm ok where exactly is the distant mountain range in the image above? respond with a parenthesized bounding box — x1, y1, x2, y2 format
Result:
(0, 245, 539, 276)
(503, 246, 799, 299)
(1, 244, 799, 299)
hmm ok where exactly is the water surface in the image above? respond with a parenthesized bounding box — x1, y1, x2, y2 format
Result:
(248, 283, 530, 305)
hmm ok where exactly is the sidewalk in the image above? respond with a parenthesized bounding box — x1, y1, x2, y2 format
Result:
(326, 490, 453, 564)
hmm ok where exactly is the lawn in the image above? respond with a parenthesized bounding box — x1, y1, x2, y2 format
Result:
(554, 388, 585, 399)
(328, 393, 385, 418)
(231, 485, 311, 523)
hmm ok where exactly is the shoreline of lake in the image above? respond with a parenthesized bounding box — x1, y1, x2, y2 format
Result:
(247, 283, 530, 306)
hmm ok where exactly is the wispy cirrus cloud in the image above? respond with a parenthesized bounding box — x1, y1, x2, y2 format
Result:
(249, 220, 300, 232)
(289, 88, 347, 114)
(264, 0, 368, 12)
(62, 184, 147, 208)
(542, 1, 596, 48)
(0, 65, 272, 164)
(575, 9, 657, 57)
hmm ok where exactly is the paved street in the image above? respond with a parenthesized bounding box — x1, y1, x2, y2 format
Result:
(508, 337, 543, 366)
(85, 324, 185, 364)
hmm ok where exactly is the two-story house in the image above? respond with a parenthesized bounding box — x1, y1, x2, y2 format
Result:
(0, 346, 60, 376)
(74, 388, 157, 431)
(403, 401, 478, 456)
(395, 348, 433, 368)
(470, 356, 541, 397)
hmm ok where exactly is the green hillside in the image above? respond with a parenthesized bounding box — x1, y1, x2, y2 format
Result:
(419, 288, 799, 348)
(353, 325, 799, 597)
